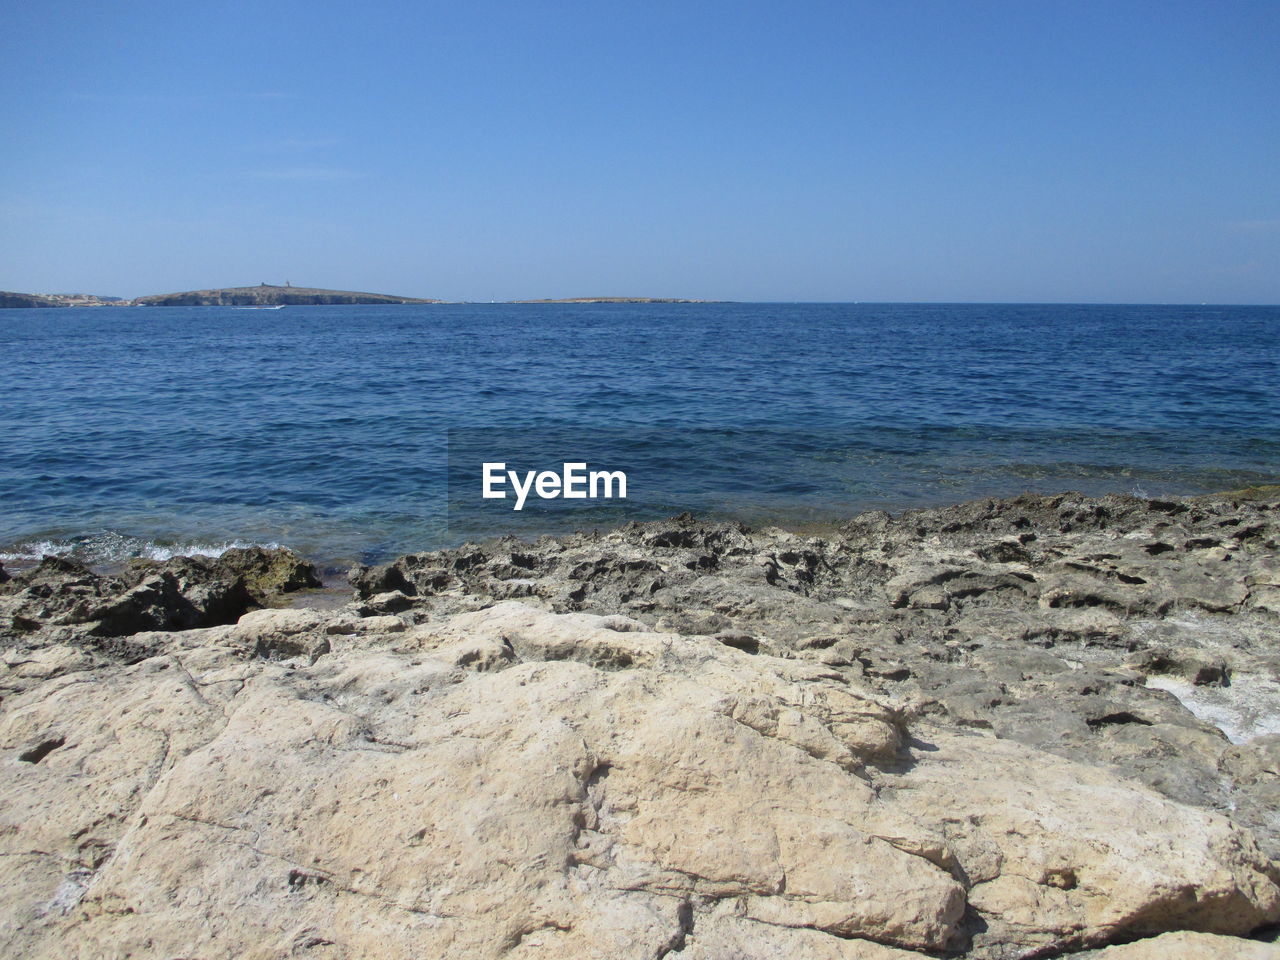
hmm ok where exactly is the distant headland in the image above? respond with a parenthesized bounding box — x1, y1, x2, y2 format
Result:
(134, 284, 440, 306)
(0, 284, 712, 308)
(0, 292, 129, 308)
(510, 297, 710, 304)
(0, 284, 435, 307)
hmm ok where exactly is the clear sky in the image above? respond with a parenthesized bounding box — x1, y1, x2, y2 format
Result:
(1, 0, 1277, 303)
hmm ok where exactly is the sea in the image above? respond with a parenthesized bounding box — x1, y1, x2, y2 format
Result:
(1, 302, 1277, 571)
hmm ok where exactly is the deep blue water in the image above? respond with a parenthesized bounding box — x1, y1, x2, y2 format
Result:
(1, 302, 1277, 568)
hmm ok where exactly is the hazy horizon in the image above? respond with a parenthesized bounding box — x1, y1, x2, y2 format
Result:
(3, 1, 1278, 304)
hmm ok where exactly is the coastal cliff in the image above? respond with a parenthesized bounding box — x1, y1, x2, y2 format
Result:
(2, 491, 1279, 958)
(133, 284, 440, 306)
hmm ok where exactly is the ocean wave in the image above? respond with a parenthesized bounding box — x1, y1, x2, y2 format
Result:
(0, 531, 283, 566)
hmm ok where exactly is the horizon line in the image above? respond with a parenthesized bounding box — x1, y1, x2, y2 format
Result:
(3, 286, 1278, 309)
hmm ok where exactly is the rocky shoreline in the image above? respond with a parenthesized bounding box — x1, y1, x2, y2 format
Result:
(2, 491, 1278, 958)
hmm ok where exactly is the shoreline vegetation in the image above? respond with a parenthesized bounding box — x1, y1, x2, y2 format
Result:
(0, 284, 713, 308)
(3, 488, 1280, 956)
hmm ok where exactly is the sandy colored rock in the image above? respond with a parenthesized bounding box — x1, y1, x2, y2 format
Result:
(351, 492, 1280, 856)
(1, 598, 1277, 958)
(883, 730, 1280, 954)
(1075, 930, 1280, 958)
(3, 492, 1280, 958)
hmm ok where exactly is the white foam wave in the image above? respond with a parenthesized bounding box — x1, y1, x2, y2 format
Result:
(1146, 674, 1280, 745)
(0, 532, 283, 565)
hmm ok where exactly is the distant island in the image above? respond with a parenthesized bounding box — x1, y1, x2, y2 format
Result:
(134, 284, 440, 306)
(509, 297, 709, 303)
(0, 292, 128, 308)
(0, 284, 434, 307)
(0, 285, 713, 308)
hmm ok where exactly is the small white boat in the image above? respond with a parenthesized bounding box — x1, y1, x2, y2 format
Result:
(233, 305, 287, 310)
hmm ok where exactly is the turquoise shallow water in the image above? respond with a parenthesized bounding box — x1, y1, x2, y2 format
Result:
(1, 302, 1277, 568)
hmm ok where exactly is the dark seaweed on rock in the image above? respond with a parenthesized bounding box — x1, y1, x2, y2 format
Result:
(0, 546, 320, 643)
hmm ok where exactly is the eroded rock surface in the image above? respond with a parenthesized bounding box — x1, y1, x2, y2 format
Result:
(2, 492, 1278, 958)
(0, 546, 321, 645)
(355, 491, 1280, 857)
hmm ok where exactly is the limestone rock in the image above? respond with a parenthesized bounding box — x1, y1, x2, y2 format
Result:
(1, 599, 1277, 958)
(1076, 930, 1280, 958)
(4, 491, 1280, 958)
(346, 492, 1280, 856)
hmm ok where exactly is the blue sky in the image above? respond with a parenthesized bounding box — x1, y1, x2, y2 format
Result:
(1, 0, 1277, 302)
